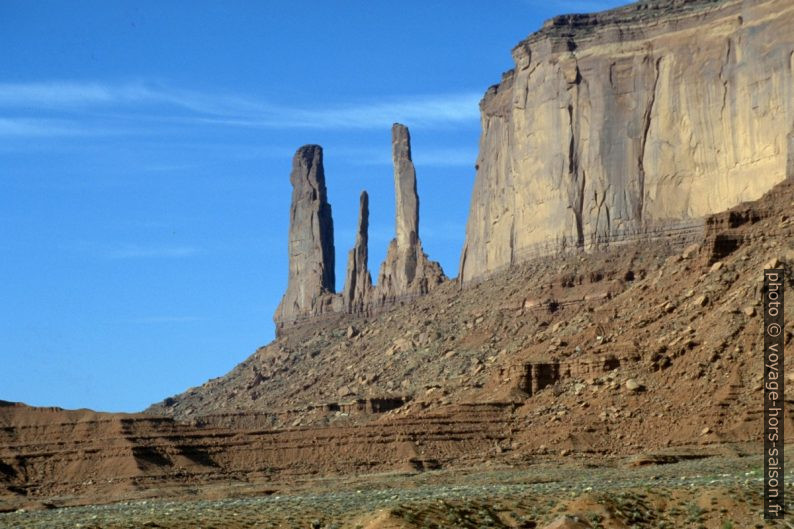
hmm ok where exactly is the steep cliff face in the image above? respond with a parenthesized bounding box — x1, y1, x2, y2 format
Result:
(460, 0, 794, 283)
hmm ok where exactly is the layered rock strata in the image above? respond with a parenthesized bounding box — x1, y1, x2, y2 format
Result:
(460, 0, 794, 283)
(0, 400, 513, 509)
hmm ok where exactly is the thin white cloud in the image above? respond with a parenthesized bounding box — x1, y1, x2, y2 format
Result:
(301, 93, 480, 129)
(0, 117, 94, 137)
(0, 81, 256, 115)
(336, 146, 477, 167)
(175, 92, 480, 130)
(106, 244, 201, 259)
(0, 82, 132, 107)
(0, 81, 480, 131)
(62, 241, 203, 260)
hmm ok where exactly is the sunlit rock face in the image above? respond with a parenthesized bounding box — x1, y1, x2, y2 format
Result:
(460, 0, 794, 283)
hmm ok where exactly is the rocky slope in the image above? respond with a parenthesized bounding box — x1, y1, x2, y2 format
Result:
(4, 175, 794, 512)
(459, 0, 794, 283)
(4, 0, 794, 515)
(148, 178, 794, 440)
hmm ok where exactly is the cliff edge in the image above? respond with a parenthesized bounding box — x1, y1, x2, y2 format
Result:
(460, 0, 794, 283)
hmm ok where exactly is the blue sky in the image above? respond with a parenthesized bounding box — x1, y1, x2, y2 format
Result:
(0, 0, 628, 412)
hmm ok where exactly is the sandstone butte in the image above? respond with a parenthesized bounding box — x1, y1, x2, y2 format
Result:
(458, 0, 794, 283)
(2, 0, 794, 524)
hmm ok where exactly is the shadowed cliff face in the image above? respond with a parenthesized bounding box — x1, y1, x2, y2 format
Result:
(460, 0, 794, 283)
(273, 145, 337, 325)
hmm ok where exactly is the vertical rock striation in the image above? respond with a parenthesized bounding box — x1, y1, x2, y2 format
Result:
(460, 0, 794, 284)
(342, 191, 372, 313)
(786, 123, 794, 180)
(375, 124, 445, 302)
(274, 145, 338, 331)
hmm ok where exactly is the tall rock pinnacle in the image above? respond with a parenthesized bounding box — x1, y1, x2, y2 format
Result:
(342, 191, 372, 313)
(274, 145, 337, 329)
(274, 126, 446, 333)
(392, 123, 419, 249)
(375, 124, 445, 301)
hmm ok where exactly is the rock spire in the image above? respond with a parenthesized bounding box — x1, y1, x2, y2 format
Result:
(375, 124, 445, 301)
(274, 145, 337, 329)
(392, 123, 419, 249)
(342, 191, 372, 313)
(274, 125, 447, 333)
